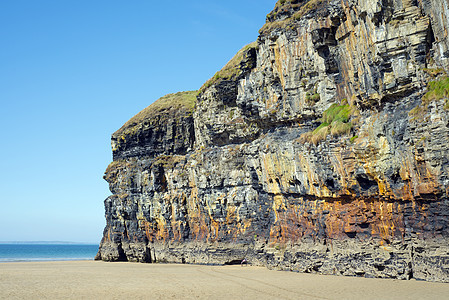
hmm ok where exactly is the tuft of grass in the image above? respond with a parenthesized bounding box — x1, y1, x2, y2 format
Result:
(311, 124, 329, 144)
(350, 135, 358, 143)
(299, 103, 356, 145)
(422, 76, 449, 102)
(330, 121, 352, 136)
(113, 91, 197, 138)
(199, 42, 258, 93)
(312, 121, 329, 134)
(321, 103, 352, 124)
(409, 76, 449, 119)
(305, 92, 320, 105)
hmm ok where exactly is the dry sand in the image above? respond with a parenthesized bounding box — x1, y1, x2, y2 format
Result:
(0, 261, 448, 299)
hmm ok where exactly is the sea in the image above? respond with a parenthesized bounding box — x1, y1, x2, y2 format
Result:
(0, 243, 99, 262)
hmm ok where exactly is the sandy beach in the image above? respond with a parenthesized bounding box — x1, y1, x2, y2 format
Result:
(0, 261, 448, 299)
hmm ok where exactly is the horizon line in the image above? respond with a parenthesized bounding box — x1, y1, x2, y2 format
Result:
(0, 241, 99, 245)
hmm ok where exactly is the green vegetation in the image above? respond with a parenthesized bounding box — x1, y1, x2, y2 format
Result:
(305, 92, 320, 105)
(321, 103, 352, 124)
(199, 42, 258, 92)
(422, 76, 449, 102)
(350, 135, 358, 143)
(259, 0, 328, 35)
(300, 103, 357, 145)
(113, 91, 198, 138)
(409, 76, 449, 119)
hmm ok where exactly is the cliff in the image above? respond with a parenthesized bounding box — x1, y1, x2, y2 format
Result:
(96, 0, 449, 282)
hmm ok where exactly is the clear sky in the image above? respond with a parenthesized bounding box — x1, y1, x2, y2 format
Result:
(0, 0, 276, 244)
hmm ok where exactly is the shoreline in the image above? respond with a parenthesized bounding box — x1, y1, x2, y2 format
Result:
(1, 261, 448, 299)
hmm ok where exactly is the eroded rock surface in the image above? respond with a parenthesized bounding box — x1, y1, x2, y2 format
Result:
(96, 0, 449, 282)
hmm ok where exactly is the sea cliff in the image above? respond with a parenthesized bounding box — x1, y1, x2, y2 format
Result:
(96, 0, 449, 282)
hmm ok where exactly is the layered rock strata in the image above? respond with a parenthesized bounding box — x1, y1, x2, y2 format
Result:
(96, 0, 449, 282)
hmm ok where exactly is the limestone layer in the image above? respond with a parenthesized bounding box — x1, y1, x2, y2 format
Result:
(97, 0, 449, 282)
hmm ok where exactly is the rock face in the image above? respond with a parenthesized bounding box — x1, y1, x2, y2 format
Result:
(96, 0, 449, 282)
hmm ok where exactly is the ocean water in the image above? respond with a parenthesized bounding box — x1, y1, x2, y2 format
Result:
(0, 244, 99, 262)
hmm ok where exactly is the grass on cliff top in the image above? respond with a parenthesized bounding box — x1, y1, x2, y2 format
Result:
(299, 103, 356, 145)
(259, 0, 328, 35)
(199, 42, 258, 93)
(113, 91, 197, 137)
(273, 0, 303, 11)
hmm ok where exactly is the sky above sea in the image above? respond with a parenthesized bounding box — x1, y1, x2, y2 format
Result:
(0, 0, 276, 243)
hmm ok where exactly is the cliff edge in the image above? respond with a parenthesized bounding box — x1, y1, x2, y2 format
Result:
(96, 0, 449, 282)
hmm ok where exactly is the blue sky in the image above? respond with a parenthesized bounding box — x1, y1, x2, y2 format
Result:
(0, 0, 276, 243)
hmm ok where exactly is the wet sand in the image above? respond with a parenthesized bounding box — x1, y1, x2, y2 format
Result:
(0, 261, 448, 299)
